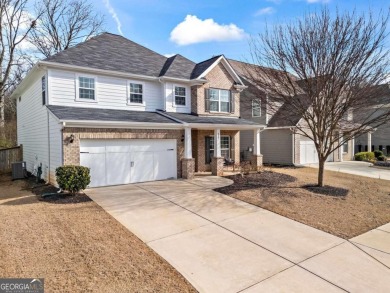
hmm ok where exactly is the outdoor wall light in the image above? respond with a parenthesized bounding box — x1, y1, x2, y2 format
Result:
(69, 134, 75, 143)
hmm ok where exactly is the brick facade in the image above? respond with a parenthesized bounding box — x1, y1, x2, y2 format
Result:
(191, 63, 240, 117)
(211, 157, 224, 176)
(251, 155, 263, 171)
(192, 129, 240, 172)
(181, 158, 195, 179)
(62, 128, 185, 178)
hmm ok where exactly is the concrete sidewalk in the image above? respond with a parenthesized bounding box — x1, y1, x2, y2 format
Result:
(87, 177, 390, 293)
(307, 161, 390, 180)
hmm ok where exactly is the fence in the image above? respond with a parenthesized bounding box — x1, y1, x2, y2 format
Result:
(0, 146, 23, 174)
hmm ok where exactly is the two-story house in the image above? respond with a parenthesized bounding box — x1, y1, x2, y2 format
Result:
(12, 33, 264, 187)
(229, 59, 354, 165)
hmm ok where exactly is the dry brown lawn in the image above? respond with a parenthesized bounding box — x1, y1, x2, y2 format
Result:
(0, 175, 196, 293)
(217, 167, 390, 239)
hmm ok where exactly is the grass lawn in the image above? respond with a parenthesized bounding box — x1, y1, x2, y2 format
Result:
(0, 175, 196, 293)
(216, 167, 390, 239)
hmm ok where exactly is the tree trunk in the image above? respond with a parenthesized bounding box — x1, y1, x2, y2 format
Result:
(318, 158, 325, 187)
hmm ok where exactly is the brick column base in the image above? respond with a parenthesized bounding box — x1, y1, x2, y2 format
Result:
(211, 157, 224, 176)
(251, 155, 263, 171)
(182, 158, 195, 179)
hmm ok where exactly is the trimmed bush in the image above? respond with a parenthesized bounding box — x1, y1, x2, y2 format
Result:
(55, 165, 91, 194)
(377, 155, 386, 161)
(374, 150, 384, 159)
(354, 152, 375, 161)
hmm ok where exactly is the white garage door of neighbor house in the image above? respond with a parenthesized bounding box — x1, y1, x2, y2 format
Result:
(80, 139, 177, 187)
(300, 141, 319, 164)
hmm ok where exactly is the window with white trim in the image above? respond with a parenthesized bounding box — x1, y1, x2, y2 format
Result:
(342, 136, 349, 153)
(78, 76, 95, 100)
(208, 88, 231, 112)
(205, 135, 230, 163)
(174, 86, 186, 106)
(129, 83, 143, 104)
(252, 99, 261, 117)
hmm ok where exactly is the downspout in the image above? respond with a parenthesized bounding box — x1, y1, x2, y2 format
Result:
(290, 127, 296, 165)
(47, 111, 50, 183)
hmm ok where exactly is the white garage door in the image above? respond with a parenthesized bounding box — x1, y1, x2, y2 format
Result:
(80, 139, 177, 187)
(300, 141, 319, 164)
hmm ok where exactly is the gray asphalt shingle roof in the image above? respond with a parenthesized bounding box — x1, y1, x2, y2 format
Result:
(163, 112, 260, 125)
(44, 33, 223, 81)
(47, 105, 179, 124)
(45, 33, 168, 77)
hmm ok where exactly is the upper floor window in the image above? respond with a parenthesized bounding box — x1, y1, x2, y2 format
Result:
(42, 76, 46, 105)
(129, 82, 143, 104)
(206, 88, 231, 113)
(252, 99, 261, 117)
(78, 76, 95, 100)
(174, 86, 186, 106)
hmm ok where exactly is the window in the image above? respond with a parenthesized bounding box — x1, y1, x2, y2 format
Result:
(252, 99, 261, 117)
(174, 86, 186, 106)
(207, 89, 231, 112)
(342, 135, 348, 153)
(42, 76, 46, 105)
(129, 83, 143, 104)
(343, 141, 348, 153)
(205, 136, 231, 163)
(78, 76, 95, 100)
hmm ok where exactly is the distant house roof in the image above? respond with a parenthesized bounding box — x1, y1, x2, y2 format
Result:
(47, 105, 179, 124)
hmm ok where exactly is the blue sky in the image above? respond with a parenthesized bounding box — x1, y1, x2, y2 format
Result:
(96, 0, 389, 63)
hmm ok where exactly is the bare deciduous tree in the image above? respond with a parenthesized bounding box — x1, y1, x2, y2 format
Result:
(29, 0, 104, 58)
(0, 0, 37, 127)
(241, 8, 390, 187)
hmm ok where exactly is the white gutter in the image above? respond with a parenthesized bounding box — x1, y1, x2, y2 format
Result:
(61, 120, 183, 129)
(187, 123, 266, 130)
(266, 126, 297, 130)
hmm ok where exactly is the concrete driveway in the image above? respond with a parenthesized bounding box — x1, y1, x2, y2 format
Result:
(307, 161, 390, 180)
(87, 177, 390, 293)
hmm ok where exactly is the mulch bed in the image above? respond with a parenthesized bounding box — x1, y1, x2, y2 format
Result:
(216, 168, 390, 239)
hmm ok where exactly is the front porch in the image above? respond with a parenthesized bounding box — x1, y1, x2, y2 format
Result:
(181, 126, 264, 179)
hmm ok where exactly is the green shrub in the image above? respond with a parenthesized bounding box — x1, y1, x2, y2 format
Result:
(377, 155, 386, 161)
(55, 165, 91, 194)
(354, 152, 375, 161)
(374, 150, 384, 159)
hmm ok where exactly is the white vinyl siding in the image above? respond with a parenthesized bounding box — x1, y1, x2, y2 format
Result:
(48, 69, 163, 111)
(17, 71, 50, 181)
(164, 82, 191, 113)
(48, 112, 63, 185)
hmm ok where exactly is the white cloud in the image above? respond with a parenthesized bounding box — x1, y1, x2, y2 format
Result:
(102, 0, 123, 36)
(170, 15, 246, 46)
(164, 53, 176, 58)
(255, 7, 275, 16)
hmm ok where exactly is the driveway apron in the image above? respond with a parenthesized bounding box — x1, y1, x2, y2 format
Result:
(86, 176, 390, 293)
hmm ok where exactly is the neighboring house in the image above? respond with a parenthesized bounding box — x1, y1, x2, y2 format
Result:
(12, 33, 264, 187)
(229, 59, 354, 165)
(354, 84, 390, 155)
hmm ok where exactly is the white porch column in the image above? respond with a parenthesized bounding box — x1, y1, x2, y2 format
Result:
(184, 127, 192, 159)
(214, 128, 221, 157)
(253, 128, 261, 155)
(367, 132, 372, 152)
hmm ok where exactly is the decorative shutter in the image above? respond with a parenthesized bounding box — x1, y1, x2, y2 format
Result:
(230, 91, 235, 113)
(205, 89, 210, 112)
